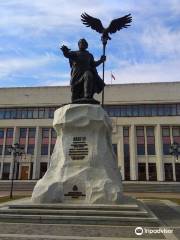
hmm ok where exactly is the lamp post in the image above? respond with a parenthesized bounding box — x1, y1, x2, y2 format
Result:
(169, 142, 180, 161)
(8, 143, 24, 199)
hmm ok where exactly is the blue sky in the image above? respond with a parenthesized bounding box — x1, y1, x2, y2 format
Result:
(0, 0, 180, 87)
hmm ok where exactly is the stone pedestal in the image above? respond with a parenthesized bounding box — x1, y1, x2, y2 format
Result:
(32, 104, 123, 204)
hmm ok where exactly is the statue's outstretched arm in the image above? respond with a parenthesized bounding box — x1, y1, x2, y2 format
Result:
(60, 45, 77, 61)
(60, 45, 71, 58)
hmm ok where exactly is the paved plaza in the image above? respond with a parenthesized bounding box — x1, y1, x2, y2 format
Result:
(0, 198, 179, 240)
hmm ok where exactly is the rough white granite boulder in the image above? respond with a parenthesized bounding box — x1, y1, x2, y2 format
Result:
(32, 104, 123, 204)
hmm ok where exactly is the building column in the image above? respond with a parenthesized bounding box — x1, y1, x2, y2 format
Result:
(130, 125, 137, 180)
(0, 128, 6, 180)
(48, 128, 51, 167)
(155, 124, 164, 181)
(33, 126, 40, 180)
(170, 127, 176, 181)
(0, 159, 3, 180)
(9, 126, 18, 180)
(117, 126, 124, 180)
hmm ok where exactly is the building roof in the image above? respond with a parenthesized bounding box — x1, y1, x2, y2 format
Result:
(0, 81, 180, 107)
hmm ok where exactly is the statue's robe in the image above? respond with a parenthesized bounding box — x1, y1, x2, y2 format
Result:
(63, 49, 105, 95)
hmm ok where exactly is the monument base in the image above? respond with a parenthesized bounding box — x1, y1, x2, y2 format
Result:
(32, 104, 123, 204)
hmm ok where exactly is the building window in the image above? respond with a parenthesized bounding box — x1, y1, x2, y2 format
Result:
(44, 108, 50, 119)
(0, 109, 5, 119)
(146, 127, 154, 137)
(21, 109, 28, 119)
(162, 127, 171, 155)
(136, 127, 145, 155)
(20, 128, 27, 138)
(147, 144, 155, 155)
(138, 163, 146, 181)
(17, 109, 22, 118)
(137, 144, 145, 155)
(50, 144, 55, 155)
(112, 144, 117, 156)
(2, 163, 10, 180)
(172, 127, 180, 137)
(27, 144, 34, 155)
(123, 127, 129, 137)
(4, 145, 11, 155)
(148, 163, 157, 181)
(172, 127, 180, 144)
(1, 104, 180, 120)
(50, 128, 56, 155)
(132, 105, 139, 116)
(28, 128, 36, 138)
(163, 144, 171, 155)
(136, 127, 144, 137)
(27, 109, 33, 118)
(0, 145, 3, 155)
(51, 128, 57, 138)
(157, 105, 164, 116)
(4, 109, 12, 119)
(162, 127, 170, 137)
(41, 144, 48, 155)
(40, 162, 47, 178)
(49, 108, 55, 118)
(164, 163, 173, 181)
(42, 128, 49, 138)
(123, 126, 130, 180)
(146, 127, 155, 155)
(39, 108, 45, 119)
(124, 144, 130, 180)
(6, 128, 13, 138)
(0, 129, 4, 138)
(139, 105, 145, 117)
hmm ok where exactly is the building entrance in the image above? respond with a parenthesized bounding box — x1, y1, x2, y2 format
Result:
(138, 163, 146, 181)
(175, 163, 180, 181)
(20, 166, 29, 180)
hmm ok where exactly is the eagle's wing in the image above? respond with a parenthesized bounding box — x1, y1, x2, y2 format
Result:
(81, 12, 104, 34)
(107, 14, 132, 34)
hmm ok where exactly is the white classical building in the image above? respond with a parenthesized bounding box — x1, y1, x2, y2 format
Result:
(0, 82, 180, 182)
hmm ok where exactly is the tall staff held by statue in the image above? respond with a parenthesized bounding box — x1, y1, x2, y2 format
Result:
(81, 13, 132, 107)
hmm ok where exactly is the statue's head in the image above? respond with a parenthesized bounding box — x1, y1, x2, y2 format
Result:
(78, 38, 88, 50)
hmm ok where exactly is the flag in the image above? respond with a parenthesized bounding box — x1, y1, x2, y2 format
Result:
(111, 72, 115, 80)
(111, 72, 115, 85)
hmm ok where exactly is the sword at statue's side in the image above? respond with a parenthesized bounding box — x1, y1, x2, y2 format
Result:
(81, 12, 132, 107)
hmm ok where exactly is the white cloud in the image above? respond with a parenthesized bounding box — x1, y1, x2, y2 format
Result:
(0, 0, 152, 36)
(105, 60, 180, 84)
(0, 54, 59, 79)
(169, 0, 180, 15)
(141, 24, 180, 57)
(0, 0, 180, 88)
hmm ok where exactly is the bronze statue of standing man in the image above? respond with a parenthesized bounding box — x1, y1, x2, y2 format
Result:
(60, 38, 106, 103)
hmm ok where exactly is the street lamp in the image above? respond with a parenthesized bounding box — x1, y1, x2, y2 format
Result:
(169, 142, 180, 161)
(8, 143, 24, 199)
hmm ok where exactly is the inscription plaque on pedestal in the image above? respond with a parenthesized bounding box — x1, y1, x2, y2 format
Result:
(69, 136, 88, 160)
